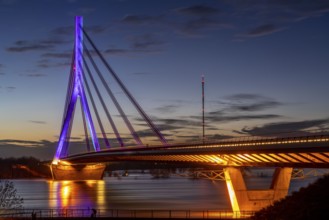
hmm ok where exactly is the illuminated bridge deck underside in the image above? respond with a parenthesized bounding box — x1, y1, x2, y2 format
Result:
(64, 136, 329, 168)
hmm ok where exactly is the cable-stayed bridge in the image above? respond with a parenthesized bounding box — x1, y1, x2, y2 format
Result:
(50, 16, 329, 214)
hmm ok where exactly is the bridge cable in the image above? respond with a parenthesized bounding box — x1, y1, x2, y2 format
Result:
(83, 60, 111, 148)
(62, 49, 75, 126)
(60, 50, 76, 155)
(84, 46, 142, 146)
(63, 79, 78, 156)
(62, 102, 77, 158)
(80, 100, 91, 152)
(83, 55, 124, 147)
(83, 29, 168, 145)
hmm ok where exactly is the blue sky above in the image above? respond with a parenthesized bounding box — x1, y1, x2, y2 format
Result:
(0, 0, 329, 159)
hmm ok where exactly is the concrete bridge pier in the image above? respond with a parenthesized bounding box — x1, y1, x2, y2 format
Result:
(50, 161, 106, 180)
(223, 167, 292, 216)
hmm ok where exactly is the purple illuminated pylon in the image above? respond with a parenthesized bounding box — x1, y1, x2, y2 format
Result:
(53, 16, 99, 163)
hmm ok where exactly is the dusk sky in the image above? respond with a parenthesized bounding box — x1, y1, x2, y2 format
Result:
(1, 0, 329, 159)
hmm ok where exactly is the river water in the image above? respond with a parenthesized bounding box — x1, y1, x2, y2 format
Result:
(10, 170, 320, 211)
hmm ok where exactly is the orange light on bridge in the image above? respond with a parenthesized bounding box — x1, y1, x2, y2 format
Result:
(60, 161, 71, 165)
(208, 155, 227, 164)
(223, 169, 240, 218)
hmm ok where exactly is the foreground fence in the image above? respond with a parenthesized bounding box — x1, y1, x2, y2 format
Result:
(0, 208, 254, 219)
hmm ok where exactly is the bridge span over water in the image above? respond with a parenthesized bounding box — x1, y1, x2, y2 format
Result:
(50, 16, 329, 215)
(62, 134, 329, 168)
(52, 133, 329, 215)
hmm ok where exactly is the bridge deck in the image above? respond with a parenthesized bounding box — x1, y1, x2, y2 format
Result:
(62, 135, 329, 168)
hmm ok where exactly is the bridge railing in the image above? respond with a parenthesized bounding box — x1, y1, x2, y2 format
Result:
(65, 129, 329, 157)
(188, 128, 328, 143)
(128, 132, 329, 151)
(157, 130, 329, 148)
(0, 208, 254, 219)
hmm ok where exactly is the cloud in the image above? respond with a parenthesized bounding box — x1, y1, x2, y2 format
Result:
(266, 0, 329, 20)
(52, 25, 106, 36)
(42, 52, 72, 59)
(175, 134, 200, 139)
(85, 25, 107, 34)
(244, 24, 284, 37)
(227, 93, 266, 100)
(205, 113, 281, 123)
(104, 47, 162, 56)
(155, 104, 180, 114)
(0, 138, 89, 160)
(230, 1, 329, 39)
(135, 116, 202, 136)
(230, 1, 329, 22)
(129, 33, 166, 50)
(175, 5, 220, 16)
(68, 136, 82, 140)
(131, 128, 174, 142)
(25, 73, 47, 77)
(6, 86, 16, 91)
(132, 72, 152, 75)
(120, 14, 163, 25)
(235, 119, 329, 137)
(50, 25, 107, 36)
(6, 40, 54, 52)
(40, 39, 71, 45)
(119, 10, 227, 38)
(0, 139, 47, 146)
(104, 48, 131, 55)
(206, 134, 235, 141)
(157, 118, 201, 128)
(104, 33, 166, 57)
(151, 117, 220, 134)
(0, 64, 4, 75)
(7, 38, 70, 53)
(37, 59, 70, 68)
(28, 120, 47, 124)
(136, 130, 159, 138)
(178, 17, 231, 37)
(199, 93, 283, 123)
(51, 26, 74, 36)
(114, 1, 329, 41)
(136, 119, 182, 132)
(222, 93, 282, 112)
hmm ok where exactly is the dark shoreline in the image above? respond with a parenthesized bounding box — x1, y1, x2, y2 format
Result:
(252, 174, 329, 220)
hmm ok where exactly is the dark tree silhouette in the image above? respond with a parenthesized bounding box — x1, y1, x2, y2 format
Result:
(0, 180, 24, 210)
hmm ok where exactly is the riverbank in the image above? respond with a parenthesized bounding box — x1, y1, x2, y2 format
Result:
(252, 174, 329, 219)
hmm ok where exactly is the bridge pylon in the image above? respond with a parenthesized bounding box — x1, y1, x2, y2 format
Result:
(224, 167, 292, 217)
(51, 16, 105, 180)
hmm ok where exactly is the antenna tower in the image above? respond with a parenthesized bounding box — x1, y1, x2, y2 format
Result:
(202, 74, 205, 143)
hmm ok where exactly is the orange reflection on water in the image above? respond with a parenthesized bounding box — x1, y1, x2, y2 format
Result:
(86, 180, 105, 206)
(48, 180, 106, 208)
(61, 181, 71, 207)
